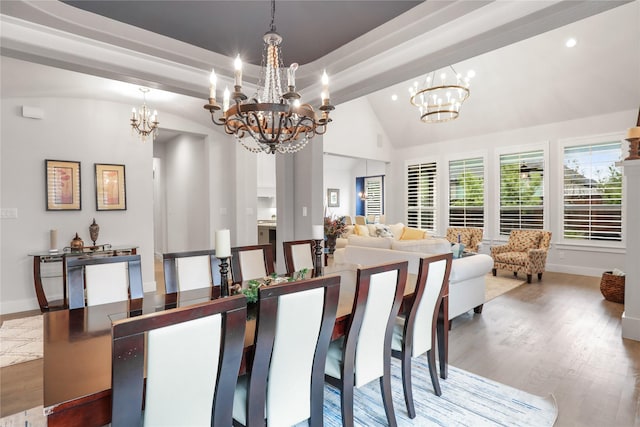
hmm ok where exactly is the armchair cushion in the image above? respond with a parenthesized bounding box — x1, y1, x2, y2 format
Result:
(510, 231, 542, 252)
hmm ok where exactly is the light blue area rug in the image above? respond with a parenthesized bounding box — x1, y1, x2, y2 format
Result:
(0, 357, 557, 426)
(318, 355, 558, 427)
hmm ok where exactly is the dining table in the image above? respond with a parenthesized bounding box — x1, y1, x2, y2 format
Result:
(42, 265, 449, 427)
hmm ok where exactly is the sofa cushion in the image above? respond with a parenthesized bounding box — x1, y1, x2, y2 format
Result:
(347, 235, 393, 249)
(449, 254, 493, 283)
(391, 238, 451, 254)
(400, 227, 426, 240)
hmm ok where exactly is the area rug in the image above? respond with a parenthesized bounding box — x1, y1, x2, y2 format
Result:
(484, 273, 526, 303)
(0, 356, 557, 426)
(0, 315, 43, 368)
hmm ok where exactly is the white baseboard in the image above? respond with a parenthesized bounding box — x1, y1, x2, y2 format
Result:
(622, 312, 640, 342)
(545, 263, 603, 277)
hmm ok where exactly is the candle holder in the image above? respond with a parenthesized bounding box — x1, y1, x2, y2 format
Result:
(313, 239, 324, 277)
(218, 257, 230, 297)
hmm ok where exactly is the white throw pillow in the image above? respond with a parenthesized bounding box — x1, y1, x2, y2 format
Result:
(388, 223, 405, 240)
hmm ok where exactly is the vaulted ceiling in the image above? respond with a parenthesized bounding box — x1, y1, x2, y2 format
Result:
(1, 0, 638, 147)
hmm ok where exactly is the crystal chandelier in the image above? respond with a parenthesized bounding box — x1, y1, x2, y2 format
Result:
(409, 66, 474, 123)
(130, 88, 159, 142)
(204, 0, 334, 154)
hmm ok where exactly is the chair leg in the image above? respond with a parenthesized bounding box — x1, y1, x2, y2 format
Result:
(538, 273, 543, 281)
(492, 268, 497, 276)
(514, 271, 518, 277)
(526, 274, 532, 283)
(400, 349, 416, 418)
(379, 375, 398, 427)
(340, 378, 355, 427)
(473, 304, 483, 314)
(427, 349, 442, 396)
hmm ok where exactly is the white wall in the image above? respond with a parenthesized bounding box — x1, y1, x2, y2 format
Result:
(0, 96, 236, 313)
(162, 133, 209, 252)
(387, 109, 635, 277)
(323, 97, 393, 162)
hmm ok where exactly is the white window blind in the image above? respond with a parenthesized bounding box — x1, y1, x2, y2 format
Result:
(563, 141, 622, 242)
(364, 176, 383, 216)
(499, 150, 544, 235)
(407, 161, 436, 231)
(449, 157, 484, 227)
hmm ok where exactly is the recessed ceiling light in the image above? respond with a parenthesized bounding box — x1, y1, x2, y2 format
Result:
(391, 94, 398, 101)
(565, 38, 577, 48)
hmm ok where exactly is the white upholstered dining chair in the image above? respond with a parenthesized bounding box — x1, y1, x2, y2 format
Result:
(230, 244, 275, 283)
(111, 294, 247, 427)
(162, 249, 221, 293)
(233, 275, 340, 427)
(324, 261, 408, 427)
(391, 252, 452, 418)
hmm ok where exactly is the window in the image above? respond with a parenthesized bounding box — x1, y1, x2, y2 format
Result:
(499, 150, 544, 235)
(364, 176, 383, 217)
(407, 161, 436, 231)
(563, 141, 622, 242)
(449, 157, 484, 227)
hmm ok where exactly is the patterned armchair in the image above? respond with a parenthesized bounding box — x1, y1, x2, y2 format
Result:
(491, 230, 552, 283)
(446, 227, 484, 253)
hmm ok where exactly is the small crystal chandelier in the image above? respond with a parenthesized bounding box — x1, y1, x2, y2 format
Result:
(204, 0, 334, 154)
(359, 160, 368, 201)
(409, 66, 474, 123)
(130, 88, 159, 142)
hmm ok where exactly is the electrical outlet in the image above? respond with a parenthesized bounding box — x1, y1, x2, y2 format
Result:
(0, 208, 18, 219)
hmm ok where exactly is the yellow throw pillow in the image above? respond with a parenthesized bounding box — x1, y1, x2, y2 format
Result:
(355, 224, 370, 237)
(400, 227, 425, 240)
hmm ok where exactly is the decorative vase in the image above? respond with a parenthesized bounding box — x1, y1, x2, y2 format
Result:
(326, 234, 337, 254)
(70, 233, 84, 251)
(89, 218, 100, 246)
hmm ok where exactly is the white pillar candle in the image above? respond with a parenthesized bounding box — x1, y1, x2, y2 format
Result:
(312, 225, 324, 240)
(49, 229, 57, 250)
(215, 229, 231, 258)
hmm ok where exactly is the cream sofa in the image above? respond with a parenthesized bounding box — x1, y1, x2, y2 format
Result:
(333, 245, 493, 320)
(336, 223, 452, 254)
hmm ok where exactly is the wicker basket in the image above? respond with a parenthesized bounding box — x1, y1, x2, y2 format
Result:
(600, 271, 625, 303)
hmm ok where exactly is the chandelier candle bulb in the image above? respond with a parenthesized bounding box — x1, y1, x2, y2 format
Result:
(215, 229, 231, 258)
(209, 69, 217, 101)
(322, 71, 330, 101)
(234, 55, 242, 87)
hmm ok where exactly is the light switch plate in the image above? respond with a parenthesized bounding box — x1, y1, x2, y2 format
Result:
(0, 208, 18, 219)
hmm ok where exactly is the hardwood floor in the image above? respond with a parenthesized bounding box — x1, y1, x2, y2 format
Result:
(1, 271, 639, 425)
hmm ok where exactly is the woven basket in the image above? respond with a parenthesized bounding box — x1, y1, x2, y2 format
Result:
(600, 271, 625, 303)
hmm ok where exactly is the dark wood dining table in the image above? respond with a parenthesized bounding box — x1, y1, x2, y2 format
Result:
(43, 266, 449, 427)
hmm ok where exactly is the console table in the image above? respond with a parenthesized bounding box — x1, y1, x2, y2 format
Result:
(28, 245, 138, 312)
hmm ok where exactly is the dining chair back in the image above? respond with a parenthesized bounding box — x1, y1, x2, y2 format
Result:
(354, 215, 366, 225)
(233, 275, 340, 427)
(392, 253, 452, 418)
(282, 239, 316, 276)
(111, 294, 247, 427)
(230, 244, 275, 283)
(162, 249, 221, 293)
(66, 254, 144, 309)
(325, 261, 408, 427)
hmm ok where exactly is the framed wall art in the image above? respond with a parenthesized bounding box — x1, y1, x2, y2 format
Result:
(45, 159, 81, 210)
(327, 188, 340, 207)
(95, 163, 127, 211)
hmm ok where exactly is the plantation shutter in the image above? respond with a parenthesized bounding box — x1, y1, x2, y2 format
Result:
(407, 161, 436, 231)
(449, 157, 484, 227)
(563, 141, 622, 242)
(499, 150, 544, 235)
(364, 176, 383, 216)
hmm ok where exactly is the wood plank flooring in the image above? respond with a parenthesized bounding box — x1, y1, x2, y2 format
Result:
(2, 271, 639, 425)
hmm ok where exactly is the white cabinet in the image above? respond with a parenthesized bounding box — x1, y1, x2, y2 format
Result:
(256, 154, 276, 198)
